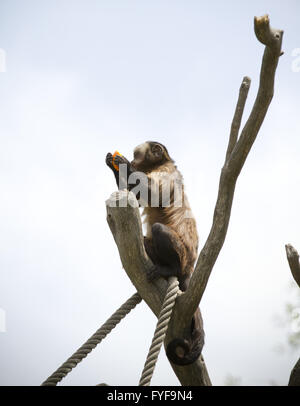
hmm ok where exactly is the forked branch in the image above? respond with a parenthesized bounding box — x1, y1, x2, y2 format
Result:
(177, 14, 283, 329)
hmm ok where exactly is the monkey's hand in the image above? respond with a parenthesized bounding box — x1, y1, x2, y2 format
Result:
(105, 152, 133, 189)
(112, 154, 131, 168)
(105, 152, 115, 170)
(106, 152, 122, 188)
(105, 152, 130, 170)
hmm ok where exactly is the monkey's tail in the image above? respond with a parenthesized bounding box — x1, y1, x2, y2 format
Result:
(166, 309, 205, 366)
(166, 336, 204, 366)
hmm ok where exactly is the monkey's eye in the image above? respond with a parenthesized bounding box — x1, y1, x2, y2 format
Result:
(134, 150, 141, 159)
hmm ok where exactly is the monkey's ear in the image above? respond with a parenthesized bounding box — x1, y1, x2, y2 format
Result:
(152, 143, 163, 158)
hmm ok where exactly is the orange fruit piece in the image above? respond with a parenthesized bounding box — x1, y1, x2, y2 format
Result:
(112, 150, 122, 171)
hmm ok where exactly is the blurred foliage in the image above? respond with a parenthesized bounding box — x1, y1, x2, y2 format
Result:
(224, 374, 242, 386)
(274, 281, 300, 352)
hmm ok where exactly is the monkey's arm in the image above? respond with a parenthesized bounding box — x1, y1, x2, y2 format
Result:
(105, 153, 170, 207)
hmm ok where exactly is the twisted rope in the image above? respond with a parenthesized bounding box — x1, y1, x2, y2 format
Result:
(41, 292, 142, 386)
(139, 276, 179, 386)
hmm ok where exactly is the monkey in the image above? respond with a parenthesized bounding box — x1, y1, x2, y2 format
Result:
(105, 141, 204, 365)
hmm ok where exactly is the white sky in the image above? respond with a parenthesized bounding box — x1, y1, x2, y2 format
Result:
(0, 0, 300, 386)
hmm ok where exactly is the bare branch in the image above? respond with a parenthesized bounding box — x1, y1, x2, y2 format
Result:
(285, 244, 300, 288)
(225, 76, 251, 162)
(289, 358, 300, 386)
(228, 15, 283, 178)
(177, 15, 283, 326)
(254, 14, 284, 50)
(106, 190, 166, 317)
(285, 244, 300, 385)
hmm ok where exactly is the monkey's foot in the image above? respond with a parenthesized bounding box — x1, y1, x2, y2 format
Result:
(146, 266, 160, 282)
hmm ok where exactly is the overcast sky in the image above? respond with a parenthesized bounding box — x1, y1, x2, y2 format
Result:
(0, 0, 300, 386)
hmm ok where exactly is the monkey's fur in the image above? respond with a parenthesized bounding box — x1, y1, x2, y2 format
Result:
(106, 141, 204, 365)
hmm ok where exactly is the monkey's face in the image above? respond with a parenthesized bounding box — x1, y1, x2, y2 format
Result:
(131, 142, 171, 172)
